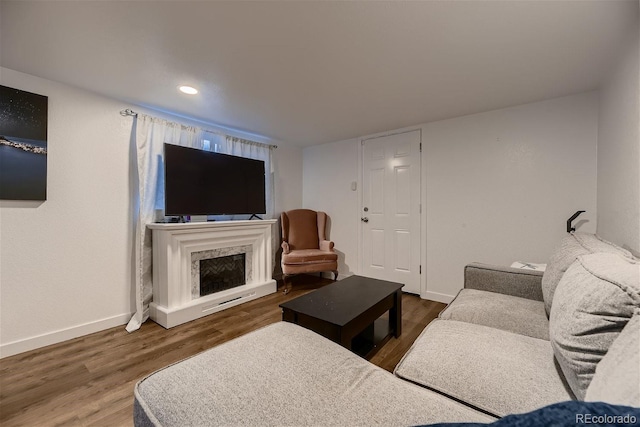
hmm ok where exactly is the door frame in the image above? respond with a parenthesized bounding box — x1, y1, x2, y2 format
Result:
(357, 128, 425, 297)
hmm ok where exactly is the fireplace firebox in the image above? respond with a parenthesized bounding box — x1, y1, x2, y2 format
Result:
(200, 254, 246, 296)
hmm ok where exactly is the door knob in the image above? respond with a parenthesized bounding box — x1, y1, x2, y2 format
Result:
(361, 217, 369, 223)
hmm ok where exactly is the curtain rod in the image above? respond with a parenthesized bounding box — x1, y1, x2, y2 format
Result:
(119, 108, 277, 149)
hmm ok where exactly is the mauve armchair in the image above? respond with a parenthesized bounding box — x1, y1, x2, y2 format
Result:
(280, 209, 338, 294)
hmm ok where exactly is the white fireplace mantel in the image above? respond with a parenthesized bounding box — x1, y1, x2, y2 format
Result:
(147, 220, 277, 328)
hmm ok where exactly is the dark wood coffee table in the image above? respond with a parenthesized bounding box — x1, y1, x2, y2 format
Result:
(279, 275, 403, 358)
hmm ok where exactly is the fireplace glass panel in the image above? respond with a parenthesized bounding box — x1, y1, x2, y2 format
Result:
(200, 254, 246, 297)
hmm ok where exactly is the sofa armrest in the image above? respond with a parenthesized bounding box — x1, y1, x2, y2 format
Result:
(464, 263, 544, 301)
(281, 241, 290, 254)
(319, 240, 335, 252)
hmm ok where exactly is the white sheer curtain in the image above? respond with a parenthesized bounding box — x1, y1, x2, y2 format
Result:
(126, 116, 275, 332)
(126, 114, 201, 332)
(218, 136, 274, 220)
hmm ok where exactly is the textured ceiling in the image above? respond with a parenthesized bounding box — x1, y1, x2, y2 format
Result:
(1, 1, 637, 146)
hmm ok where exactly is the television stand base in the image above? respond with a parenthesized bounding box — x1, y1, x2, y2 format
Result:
(248, 214, 263, 220)
(157, 216, 187, 224)
(147, 220, 278, 328)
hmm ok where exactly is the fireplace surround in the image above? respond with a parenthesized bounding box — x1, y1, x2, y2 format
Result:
(147, 220, 277, 328)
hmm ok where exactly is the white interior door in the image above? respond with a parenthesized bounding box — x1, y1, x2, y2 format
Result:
(361, 130, 421, 294)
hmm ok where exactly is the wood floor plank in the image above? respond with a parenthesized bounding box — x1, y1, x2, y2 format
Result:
(0, 275, 445, 426)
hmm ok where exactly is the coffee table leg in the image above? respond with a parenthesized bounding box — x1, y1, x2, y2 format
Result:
(282, 308, 296, 323)
(340, 331, 352, 350)
(389, 289, 402, 337)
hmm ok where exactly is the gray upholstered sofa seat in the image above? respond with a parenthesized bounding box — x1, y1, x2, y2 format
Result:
(134, 322, 494, 427)
(440, 263, 548, 339)
(394, 319, 573, 417)
(440, 288, 549, 340)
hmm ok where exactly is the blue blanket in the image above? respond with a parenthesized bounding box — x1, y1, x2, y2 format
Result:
(426, 401, 640, 427)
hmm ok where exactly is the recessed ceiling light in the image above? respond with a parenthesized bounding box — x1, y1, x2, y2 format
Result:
(178, 85, 198, 95)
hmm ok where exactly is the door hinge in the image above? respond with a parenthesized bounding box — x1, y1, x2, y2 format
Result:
(419, 203, 422, 214)
(420, 265, 422, 274)
(419, 142, 422, 152)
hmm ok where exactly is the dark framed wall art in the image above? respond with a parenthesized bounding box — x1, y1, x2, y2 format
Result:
(0, 85, 48, 201)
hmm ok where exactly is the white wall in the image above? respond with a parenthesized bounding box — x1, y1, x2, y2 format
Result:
(0, 68, 134, 356)
(273, 146, 304, 216)
(272, 145, 303, 277)
(597, 21, 640, 254)
(303, 138, 360, 276)
(424, 93, 598, 301)
(303, 92, 598, 302)
(0, 68, 303, 357)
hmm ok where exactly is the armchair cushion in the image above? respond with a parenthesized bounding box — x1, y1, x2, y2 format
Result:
(282, 249, 338, 265)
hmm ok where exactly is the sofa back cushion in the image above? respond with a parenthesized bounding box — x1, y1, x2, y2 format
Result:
(585, 314, 640, 407)
(549, 253, 640, 400)
(541, 233, 633, 316)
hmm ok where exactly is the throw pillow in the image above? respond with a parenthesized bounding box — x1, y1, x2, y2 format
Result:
(549, 253, 640, 400)
(541, 233, 633, 316)
(585, 313, 640, 407)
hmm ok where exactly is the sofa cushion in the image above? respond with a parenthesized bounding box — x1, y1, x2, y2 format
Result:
(134, 322, 494, 427)
(439, 289, 549, 340)
(585, 314, 640, 407)
(394, 320, 574, 417)
(549, 253, 640, 400)
(541, 232, 633, 316)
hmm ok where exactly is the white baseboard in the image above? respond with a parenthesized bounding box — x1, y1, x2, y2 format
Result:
(422, 291, 454, 304)
(0, 312, 132, 359)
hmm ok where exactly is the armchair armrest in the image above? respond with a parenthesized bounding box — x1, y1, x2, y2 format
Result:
(281, 241, 290, 254)
(464, 262, 544, 301)
(319, 240, 335, 252)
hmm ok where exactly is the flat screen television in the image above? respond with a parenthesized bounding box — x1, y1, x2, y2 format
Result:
(163, 143, 266, 216)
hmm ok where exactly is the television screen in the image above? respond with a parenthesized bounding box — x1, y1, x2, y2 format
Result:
(164, 143, 266, 216)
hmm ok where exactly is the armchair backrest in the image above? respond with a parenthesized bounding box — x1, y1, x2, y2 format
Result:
(281, 209, 328, 250)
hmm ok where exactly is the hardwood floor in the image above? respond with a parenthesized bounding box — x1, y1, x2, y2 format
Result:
(0, 275, 445, 427)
